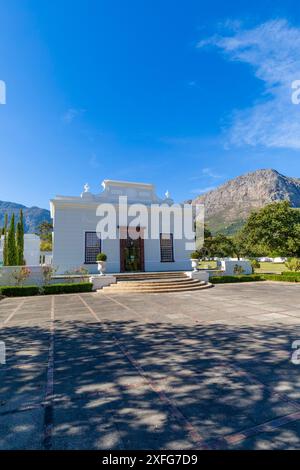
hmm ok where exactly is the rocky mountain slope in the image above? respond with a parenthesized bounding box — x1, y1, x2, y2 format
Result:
(0, 201, 51, 233)
(193, 169, 300, 234)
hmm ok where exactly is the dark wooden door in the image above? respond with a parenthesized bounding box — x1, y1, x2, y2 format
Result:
(119, 228, 145, 272)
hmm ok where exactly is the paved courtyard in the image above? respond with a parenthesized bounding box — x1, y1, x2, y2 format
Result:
(0, 282, 300, 450)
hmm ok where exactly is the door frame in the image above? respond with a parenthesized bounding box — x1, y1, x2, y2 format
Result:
(119, 226, 145, 273)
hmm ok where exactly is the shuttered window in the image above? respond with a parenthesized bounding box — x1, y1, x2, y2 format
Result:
(160, 233, 174, 262)
(85, 232, 101, 264)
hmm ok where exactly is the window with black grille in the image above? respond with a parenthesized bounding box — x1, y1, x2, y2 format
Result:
(85, 232, 101, 264)
(160, 233, 174, 262)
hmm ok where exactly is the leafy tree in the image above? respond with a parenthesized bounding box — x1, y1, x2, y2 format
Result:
(209, 233, 236, 258)
(197, 224, 214, 258)
(237, 201, 300, 257)
(7, 214, 17, 266)
(37, 221, 53, 241)
(16, 209, 25, 265)
(40, 241, 52, 252)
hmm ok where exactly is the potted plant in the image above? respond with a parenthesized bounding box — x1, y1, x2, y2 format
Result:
(190, 252, 199, 272)
(96, 253, 107, 276)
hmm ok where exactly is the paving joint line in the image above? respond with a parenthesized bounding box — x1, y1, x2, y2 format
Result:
(2, 299, 27, 325)
(42, 295, 55, 450)
(77, 294, 211, 450)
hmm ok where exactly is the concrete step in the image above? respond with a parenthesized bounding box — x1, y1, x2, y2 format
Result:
(110, 278, 199, 287)
(99, 282, 213, 295)
(115, 272, 188, 281)
(102, 280, 212, 294)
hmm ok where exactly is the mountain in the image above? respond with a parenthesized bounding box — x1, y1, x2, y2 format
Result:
(0, 201, 51, 233)
(193, 169, 300, 235)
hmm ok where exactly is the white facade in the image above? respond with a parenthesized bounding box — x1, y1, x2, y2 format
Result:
(50, 180, 195, 274)
(0, 233, 40, 266)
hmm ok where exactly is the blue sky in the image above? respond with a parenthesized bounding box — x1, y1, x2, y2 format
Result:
(1, 0, 300, 209)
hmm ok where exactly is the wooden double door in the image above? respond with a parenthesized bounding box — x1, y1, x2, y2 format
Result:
(119, 227, 145, 272)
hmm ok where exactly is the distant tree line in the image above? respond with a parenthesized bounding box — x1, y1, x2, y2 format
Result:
(198, 201, 300, 259)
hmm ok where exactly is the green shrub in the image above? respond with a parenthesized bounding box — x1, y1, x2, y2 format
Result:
(250, 259, 260, 269)
(96, 253, 107, 262)
(190, 251, 200, 259)
(43, 282, 93, 295)
(210, 275, 263, 284)
(262, 274, 300, 282)
(285, 258, 300, 272)
(0, 285, 40, 297)
(279, 271, 300, 277)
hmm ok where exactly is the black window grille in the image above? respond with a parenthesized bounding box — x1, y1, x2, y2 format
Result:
(85, 232, 101, 264)
(160, 233, 174, 262)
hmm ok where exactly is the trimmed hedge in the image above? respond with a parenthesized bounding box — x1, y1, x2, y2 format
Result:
(0, 285, 40, 297)
(210, 275, 263, 284)
(262, 274, 300, 283)
(278, 271, 300, 277)
(43, 282, 93, 295)
(210, 273, 300, 284)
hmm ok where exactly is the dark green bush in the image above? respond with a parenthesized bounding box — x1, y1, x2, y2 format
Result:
(279, 271, 300, 277)
(262, 274, 300, 282)
(210, 275, 263, 284)
(96, 253, 107, 262)
(0, 285, 40, 297)
(43, 282, 93, 295)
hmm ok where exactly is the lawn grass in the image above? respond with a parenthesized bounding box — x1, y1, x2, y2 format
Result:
(198, 261, 218, 269)
(199, 261, 287, 273)
(254, 262, 288, 274)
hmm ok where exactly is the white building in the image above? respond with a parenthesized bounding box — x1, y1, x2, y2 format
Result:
(50, 180, 195, 274)
(0, 233, 40, 266)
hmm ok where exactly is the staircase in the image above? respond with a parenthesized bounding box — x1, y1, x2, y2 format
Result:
(101, 272, 212, 294)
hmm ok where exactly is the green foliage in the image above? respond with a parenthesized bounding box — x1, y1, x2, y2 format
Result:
(40, 241, 52, 252)
(0, 285, 40, 296)
(37, 221, 53, 240)
(6, 214, 17, 266)
(208, 233, 236, 258)
(3, 213, 8, 265)
(250, 259, 260, 269)
(210, 274, 263, 283)
(96, 253, 107, 261)
(16, 209, 25, 265)
(190, 251, 200, 259)
(237, 201, 300, 257)
(43, 282, 93, 295)
(210, 272, 300, 283)
(284, 258, 300, 272)
(37, 221, 53, 250)
(262, 273, 300, 282)
(280, 271, 300, 277)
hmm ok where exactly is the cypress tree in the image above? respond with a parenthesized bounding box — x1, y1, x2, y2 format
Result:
(16, 209, 25, 265)
(7, 213, 17, 266)
(3, 213, 8, 266)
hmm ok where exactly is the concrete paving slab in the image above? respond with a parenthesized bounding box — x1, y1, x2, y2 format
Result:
(1, 283, 300, 449)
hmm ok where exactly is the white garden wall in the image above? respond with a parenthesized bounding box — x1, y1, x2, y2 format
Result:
(220, 260, 252, 276)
